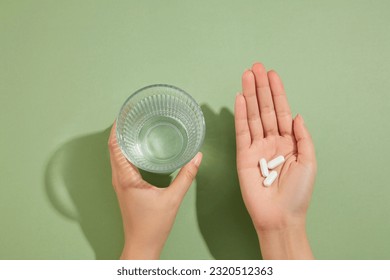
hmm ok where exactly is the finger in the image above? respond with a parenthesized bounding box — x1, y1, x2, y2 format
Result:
(108, 121, 117, 146)
(268, 70, 293, 136)
(242, 70, 264, 140)
(293, 115, 316, 167)
(234, 94, 251, 150)
(108, 121, 141, 180)
(251, 63, 278, 137)
(168, 152, 202, 201)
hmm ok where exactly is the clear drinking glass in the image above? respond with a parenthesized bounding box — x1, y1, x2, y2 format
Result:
(116, 84, 205, 173)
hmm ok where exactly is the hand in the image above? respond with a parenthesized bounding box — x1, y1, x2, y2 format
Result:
(108, 122, 202, 259)
(234, 63, 316, 259)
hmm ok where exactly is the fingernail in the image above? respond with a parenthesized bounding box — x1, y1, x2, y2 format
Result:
(192, 152, 203, 167)
(296, 114, 304, 124)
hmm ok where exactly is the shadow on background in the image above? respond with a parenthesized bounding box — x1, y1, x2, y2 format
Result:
(44, 104, 259, 259)
(197, 105, 260, 260)
(44, 127, 171, 259)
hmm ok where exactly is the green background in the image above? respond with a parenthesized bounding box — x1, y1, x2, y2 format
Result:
(1, 0, 390, 259)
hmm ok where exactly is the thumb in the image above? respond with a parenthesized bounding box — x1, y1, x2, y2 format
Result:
(168, 152, 203, 201)
(293, 114, 316, 168)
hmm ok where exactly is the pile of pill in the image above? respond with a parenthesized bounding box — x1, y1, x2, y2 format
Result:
(259, 155, 285, 187)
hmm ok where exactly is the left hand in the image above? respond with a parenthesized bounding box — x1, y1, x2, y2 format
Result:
(108, 122, 202, 259)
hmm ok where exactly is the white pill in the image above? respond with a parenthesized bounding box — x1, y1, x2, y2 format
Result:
(263, 170, 278, 187)
(259, 158, 269, 177)
(267, 155, 285, 169)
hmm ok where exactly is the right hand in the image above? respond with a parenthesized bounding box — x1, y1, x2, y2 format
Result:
(234, 63, 317, 233)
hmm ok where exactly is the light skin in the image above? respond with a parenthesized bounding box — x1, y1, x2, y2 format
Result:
(108, 123, 202, 259)
(109, 62, 316, 260)
(235, 63, 316, 259)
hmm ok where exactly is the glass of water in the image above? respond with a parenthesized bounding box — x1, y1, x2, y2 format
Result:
(116, 84, 206, 173)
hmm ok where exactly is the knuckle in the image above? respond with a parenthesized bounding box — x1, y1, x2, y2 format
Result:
(276, 110, 291, 118)
(260, 104, 275, 114)
(115, 173, 134, 189)
(256, 85, 271, 92)
(247, 111, 260, 122)
(235, 118, 251, 138)
(117, 176, 129, 189)
(184, 166, 197, 181)
(265, 127, 278, 135)
(108, 138, 116, 150)
(236, 127, 250, 137)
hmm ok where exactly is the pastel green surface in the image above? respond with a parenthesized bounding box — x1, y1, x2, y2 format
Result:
(1, 0, 390, 259)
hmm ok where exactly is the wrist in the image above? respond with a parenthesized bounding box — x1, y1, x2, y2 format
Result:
(120, 238, 162, 260)
(257, 224, 313, 260)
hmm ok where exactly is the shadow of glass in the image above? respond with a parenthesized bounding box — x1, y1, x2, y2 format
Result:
(44, 127, 171, 259)
(197, 105, 261, 259)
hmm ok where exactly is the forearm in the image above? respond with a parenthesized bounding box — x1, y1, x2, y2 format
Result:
(257, 225, 314, 260)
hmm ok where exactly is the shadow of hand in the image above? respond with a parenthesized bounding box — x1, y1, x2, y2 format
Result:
(44, 127, 171, 259)
(197, 105, 261, 259)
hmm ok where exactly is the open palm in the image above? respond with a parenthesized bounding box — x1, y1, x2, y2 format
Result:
(235, 63, 317, 232)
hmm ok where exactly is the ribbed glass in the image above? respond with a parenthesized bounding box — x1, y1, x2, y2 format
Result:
(116, 84, 205, 173)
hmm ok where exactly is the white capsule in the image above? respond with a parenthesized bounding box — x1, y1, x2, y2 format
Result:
(259, 158, 269, 177)
(267, 155, 285, 169)
(263, 170, 278, 187)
